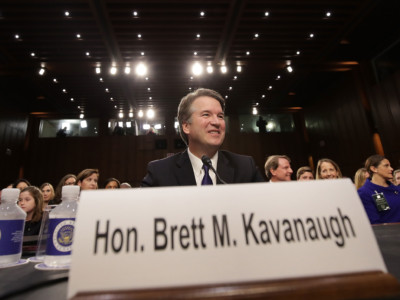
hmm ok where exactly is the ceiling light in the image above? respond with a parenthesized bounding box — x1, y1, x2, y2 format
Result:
(105, 88, 109, 92)
(119, 112, 124, 118)
(264, 11, 269, 17)
(53, 78, 58, 83)
(296, 51, 301, 55)
(233, 76, 237, 80)
(124, 66, 131, 74)
(118, 121, 123, 127)
(225, 95, 228, 99)
(138, 110, 144, 118)
(135, 63, 147, 76)
(147, 109, 155, 119)
(137, 34, 142, 38)
(254, 33, 259, 38)
(326, 12, 331, 17)
(220, 66, 227, 73)
(126, 122, 132, 128)
(200, 11, 205, 17)
(62, 89, 67, 93)
(132, 11, 138, 17)
(276, 75, 281, 80)
(80, 114, 84, 119)
(196, 34, 201, 38)
(64, 11, 70, 17)
(145, 77, 149, 80)
(143, 124, 150, 130)
(141, 52, 145, 56)
(149, 97, 152, 100)
(86, 52, 90, 56)
(99, 78, 103, 82)
(229, 86, 232, 90)
(76, 33, 81, 39)
(14, 34, 20, 39)
(286, 66, 293, 73)
(110, 66, 117, 75)
(80, 120, 87, 128)
(192, 62, 203, 76)
(95, 67, 101, 74)
(30, 52, 35, 57)
(268, 85, 273, 90)
(252, 107, 258, 115)
(147, 87, 151, 91)
(129, 112, 133, 118)
(194, 52, 198, 56)
(110, 97, 114, 101)
(309, 33, 314, 38)
(206, 66, 213, 74)
(38, 68, 45, 76)
(70, 98, 74, 102)
(114, 105, 117, 109)
(262, 95, 265, 98)
(246, 51, 250, 55)
(154, 124, 162, 130)
(236, 66, 242, 72)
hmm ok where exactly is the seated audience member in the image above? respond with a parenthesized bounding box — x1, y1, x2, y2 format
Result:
(316, 158, 342, 179)
(53, 174, 77, 204)
(40, 182, 55, 208)
(120, 182, 132, 188)
(77, 169, 99, 190)
(141, 88, 264, 186)
(264, 155, 293, 182)
(354, 168, 369, 190)
(104, 178, 121, 189)
(358, 155, 400, 224)
(393, 169, 400, 186)
(12, 178, 31, 190)
(18, 186, 44, 236)
(296, 166, 314, 181)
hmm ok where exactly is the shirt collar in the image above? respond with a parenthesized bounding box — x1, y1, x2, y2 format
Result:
(187, 148, 219, 175)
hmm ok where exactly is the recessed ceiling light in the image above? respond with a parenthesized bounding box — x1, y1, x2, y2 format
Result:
(286, 66, 293, 73)
(200, 11, 205, 17)
(309, 33, 314, 38)
(229, 86, 232, 90)
(110, 66, 117, 75)
(206, 66, 213, 74)
(264, 11, 269, 17)
(53, 78, 58, 83)
(76, 33, 81, 39)
(124, 66, 131, 74)
(14, 34, 20, 39)
(254, 33, 259, 38)
(86, 52, 90, 56)
(225, 95, 228, 99)
(141, 52, 145, 56)
(129, 112, 133, 118)
(62, 89, 67, 93)
(110, 97, 114, 101)
(194, 52, 198, 56)
(233, 76, 237, 80)
(326, 11, 331, 17)
(132, 11, 138, 17)
(196, 33, 201, 38)
(137, 34, 142, 38)
(38, 68, 45, 76)
(268, 85, 273, 90)
(70, 98, 74, 102)
(99, 77, 103, 82)
(276, 75, 281, 80)
(30, 52, 35, 57)
(246, 51, 250, 55)
(236, 66, 242, 72)
(296, 50, 301, 55)
(105, 88, 109, 92)
(95, 67, 101, 74)
(64, 11, 70, 17)
(262, 95, 265, 98)
(220, 66, 227, 73)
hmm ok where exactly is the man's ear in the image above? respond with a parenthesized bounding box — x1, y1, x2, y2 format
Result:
(270, 168, 276, 176)
(77, 181, 82, 187)
(182, 122, 190, 135)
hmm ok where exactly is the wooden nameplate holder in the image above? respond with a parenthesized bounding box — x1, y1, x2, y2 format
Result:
(72, 271, 400, 300)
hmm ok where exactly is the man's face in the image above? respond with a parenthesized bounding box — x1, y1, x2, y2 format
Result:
(183, 96, 225, 156)
(271, 158, 293, 181)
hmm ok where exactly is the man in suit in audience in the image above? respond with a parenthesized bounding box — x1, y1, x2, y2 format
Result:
(264, 155, 293, 182)
(141, 88, 265, 187)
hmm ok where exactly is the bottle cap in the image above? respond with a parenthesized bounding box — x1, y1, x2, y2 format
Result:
(1, 188, 20, 201)
(61, 185, 80, 199)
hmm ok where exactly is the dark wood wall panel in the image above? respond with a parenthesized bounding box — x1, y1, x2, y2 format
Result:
(369, 71, 400, 168)
(0, 114, 28, 188)
(304, 71, 375, 178)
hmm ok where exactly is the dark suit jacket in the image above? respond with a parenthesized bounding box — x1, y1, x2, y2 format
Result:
(141, 149, 265, 187)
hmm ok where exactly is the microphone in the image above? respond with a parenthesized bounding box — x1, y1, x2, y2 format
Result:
(201, 155, 228, 184)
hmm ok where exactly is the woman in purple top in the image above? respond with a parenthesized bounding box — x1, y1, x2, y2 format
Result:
(358, 155, 400, 224)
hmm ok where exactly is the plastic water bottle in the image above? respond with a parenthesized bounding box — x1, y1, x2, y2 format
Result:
(44, 185, 80, 267)
(0, 188, 26, 266)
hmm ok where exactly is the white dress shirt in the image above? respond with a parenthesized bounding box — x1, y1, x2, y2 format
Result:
(187, 149, 218, 186)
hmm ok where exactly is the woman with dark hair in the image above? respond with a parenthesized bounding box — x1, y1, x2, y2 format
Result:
(12, 178, 31, 190)
(315, 158, 342, 180)
(18, 186, 44, 235)
(104, 178, 121, 189)
(358, 154, 400, 224)
(53, 174, 76, 204)
(76, 169, 99, 190)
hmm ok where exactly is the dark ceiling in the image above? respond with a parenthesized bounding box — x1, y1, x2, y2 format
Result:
(0, 0, 399, 118)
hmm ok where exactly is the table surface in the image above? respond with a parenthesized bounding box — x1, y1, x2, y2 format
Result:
(1, 223, 399, 300)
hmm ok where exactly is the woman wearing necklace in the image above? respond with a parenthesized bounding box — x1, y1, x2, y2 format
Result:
(358, 154, 400, 224)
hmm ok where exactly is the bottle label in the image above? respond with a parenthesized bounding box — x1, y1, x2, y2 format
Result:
(0, 220, 25, 255)
(46, 218, 75, 256)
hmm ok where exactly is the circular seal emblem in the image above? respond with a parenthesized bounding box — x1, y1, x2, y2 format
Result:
(52, 220, 75, 252)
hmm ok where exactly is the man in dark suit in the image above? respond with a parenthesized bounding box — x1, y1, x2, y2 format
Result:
(141, 88, 265, 187)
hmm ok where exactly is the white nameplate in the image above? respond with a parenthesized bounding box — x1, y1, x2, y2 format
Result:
(68, 179, 387, 298)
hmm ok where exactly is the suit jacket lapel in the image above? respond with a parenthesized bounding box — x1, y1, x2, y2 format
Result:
(175, 150, 197, 185)
(216, 151, 234, 184)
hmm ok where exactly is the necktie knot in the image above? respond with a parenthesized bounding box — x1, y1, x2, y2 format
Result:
(201, 164, 213, 185)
